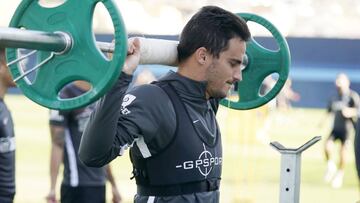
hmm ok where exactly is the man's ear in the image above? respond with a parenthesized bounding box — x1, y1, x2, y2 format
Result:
(195, 47, 209, 65)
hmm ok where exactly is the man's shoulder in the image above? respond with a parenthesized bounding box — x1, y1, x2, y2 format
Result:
(127, 83, 169, 101)
(350, 89, 360, 98)
(119, 83, 174, 117)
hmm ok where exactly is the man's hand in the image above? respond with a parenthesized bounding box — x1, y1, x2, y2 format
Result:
(46, 189, 58, 203)
(122, 37, 141, 75)
(342, 107, 357, 118)
(107, 38, 141, 76)
(111, 186, 122, 203)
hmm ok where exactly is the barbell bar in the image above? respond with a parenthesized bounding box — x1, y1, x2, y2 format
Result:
(0, 27, 179, 66)
(1, 0, 289, 110)
(0, 27, 70, 53)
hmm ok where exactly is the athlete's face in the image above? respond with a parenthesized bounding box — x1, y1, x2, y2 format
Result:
(205, 37, 246, 99)
(335, 73, 350, 94)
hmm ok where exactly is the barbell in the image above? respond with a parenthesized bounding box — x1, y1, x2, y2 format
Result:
(0, 0, 290, 110)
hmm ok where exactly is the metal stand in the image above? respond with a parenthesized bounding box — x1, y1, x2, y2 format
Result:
(270, 136, 321, 203)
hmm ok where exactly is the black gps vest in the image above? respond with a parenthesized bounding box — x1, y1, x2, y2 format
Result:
(130, 83, 222, 196)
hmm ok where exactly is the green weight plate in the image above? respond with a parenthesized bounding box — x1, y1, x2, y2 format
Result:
(6, 0, 127, 110)
(220, 13, 290, 110)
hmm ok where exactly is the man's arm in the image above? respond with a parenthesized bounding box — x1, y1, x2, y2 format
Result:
(342, 91, 360, 119)
(105, 165, 122, 203)
(46, 124, 65, 203)
(79, 38, 141, 167)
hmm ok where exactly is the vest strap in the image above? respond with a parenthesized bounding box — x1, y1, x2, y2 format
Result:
(137, 179, 220, 196)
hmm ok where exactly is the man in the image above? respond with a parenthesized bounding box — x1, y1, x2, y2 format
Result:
(276, 78, 300, 110)
(0, 48, 17, 203)
(133, 69, 156, 86)
(46, 80, 121, 203)
(337, 77, 360, 194)
(79, 6, 250, 203)
(354, 102, 360, 195)
(324, 73, 359, 188)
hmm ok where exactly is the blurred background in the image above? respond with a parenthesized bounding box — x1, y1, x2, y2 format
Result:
(1, 0, 360, 202)
(3, 0, 360, 37)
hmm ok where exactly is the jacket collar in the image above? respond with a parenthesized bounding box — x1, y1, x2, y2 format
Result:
(159, 71, 208, 100)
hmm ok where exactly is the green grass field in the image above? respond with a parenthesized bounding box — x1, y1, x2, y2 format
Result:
(5, 94, 359, 203)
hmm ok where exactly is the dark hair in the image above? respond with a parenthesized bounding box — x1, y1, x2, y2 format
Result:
(177, 6, 251, 63)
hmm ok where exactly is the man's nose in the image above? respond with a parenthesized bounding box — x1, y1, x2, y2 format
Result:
(234, 68, 242, 82)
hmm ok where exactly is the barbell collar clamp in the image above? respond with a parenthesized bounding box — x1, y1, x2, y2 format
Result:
(53, 31, 72, 55)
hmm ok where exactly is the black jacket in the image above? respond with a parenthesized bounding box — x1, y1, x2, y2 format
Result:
(79, 71, 222, 203)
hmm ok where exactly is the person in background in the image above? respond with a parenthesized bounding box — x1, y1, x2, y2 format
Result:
(46, 80, 122, 203)
(276, 78, 300, 110)
(133, 68, 157, 86)
(324, 73, 359, 188)
(255, 75, 277, 143)
(354, 101, 360, 195)
(0, 48, 17, 203)
(335, 76, 360, 193)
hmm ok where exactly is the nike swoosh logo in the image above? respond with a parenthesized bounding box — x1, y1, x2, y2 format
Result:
(193, 120, 199, 124)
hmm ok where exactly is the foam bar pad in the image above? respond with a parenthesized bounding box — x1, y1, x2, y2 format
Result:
(138, 37, 179, 66)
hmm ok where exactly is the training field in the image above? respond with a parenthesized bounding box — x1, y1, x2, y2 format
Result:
(6, 94, 359, 203)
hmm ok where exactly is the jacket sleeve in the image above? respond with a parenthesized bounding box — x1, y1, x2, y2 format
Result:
(79, 72, 133, 167)
(79, 74, 176, 167)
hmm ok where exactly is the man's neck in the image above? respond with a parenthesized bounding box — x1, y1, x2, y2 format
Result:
(0, 83, 7, 100)
(177, 65, 210, 99)
(177, 63, 206, 82)
(339, 88, 350, 96)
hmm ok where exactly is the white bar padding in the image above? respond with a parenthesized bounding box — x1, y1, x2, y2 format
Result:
(138, 38, 179, 66)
